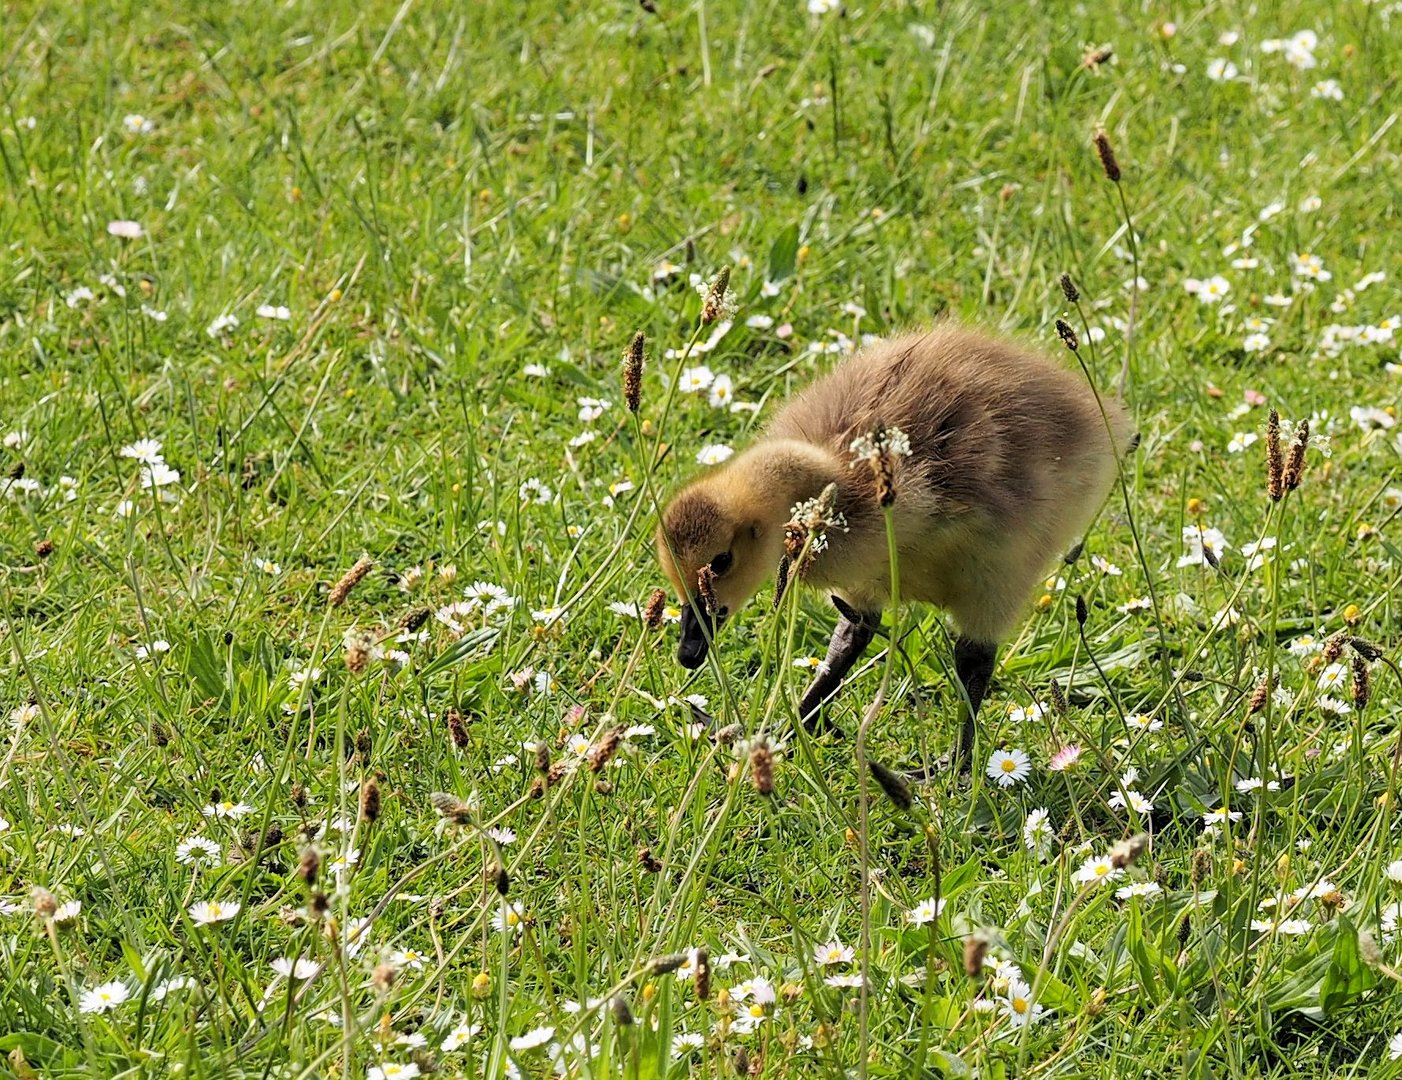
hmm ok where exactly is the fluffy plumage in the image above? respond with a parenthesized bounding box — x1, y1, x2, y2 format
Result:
(656, 322, 1130, 749)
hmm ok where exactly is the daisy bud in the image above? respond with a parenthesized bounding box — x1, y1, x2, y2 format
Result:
(963, 934, 988, 978)
(1283, 418, 1309, 491)
(1351, 653, 1371, 710)
(623, 331, 645, 414)
(1248, 676, 1270, 714)
(867, 759, 913, 811)
(1322, 633, 1347, 665)
(298, 847, 320, 887)
(446, 707, 471, 749)
(648, 952, 689, 976)
(749, 736, 775, 797)
(360, 778, 381, 825)
(32, 887, 56, 921)
(610, 995, 635, 1026)
(471, 971, 491, 997)
(693, 947, 711, 999)
(329, 554, 373, 607)
(1075, 594, 1089, 627)
(638, 846, 663, 873)
(696, 565, 719, 617)
(1265, 409, 1283, 502)
(643, 588, 667, 629)
(1093, 130, 1122, 182)
(1055, 319, 1078, 351)
(1059, 273, 1080, 304)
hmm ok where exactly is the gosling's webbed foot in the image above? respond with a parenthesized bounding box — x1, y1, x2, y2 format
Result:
(798, 600, 882, 733)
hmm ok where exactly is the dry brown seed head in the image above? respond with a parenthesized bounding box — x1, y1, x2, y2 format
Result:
(1349, 636, 1384, 662)
(693, 947, 711, 999)
(643, 588, 667, 629)
(963, 934, 988, 978)
(429, 791, 474, 825)
(534, 740, 551, 774)
(696, 565, 719, 616)
(1351, 653, 1372, 709)
(588, 728, 623, 773)
(1266, 409, 1284, 502)
(749, 736, 775, 797)
(700, 267, 732, 324)
(638, 846, 663, 873)
(360, 778, 381, 824)
(330, 555, 374, 607)
(623, 331, 645, 414)
(35, 538, 54, 559)
(1248, 676, 1271, 715)
(1059, 273, 1080, 304)
(1284, 418, 1309, 490)
(1322, 633, 1347, 665)
(447, 708, 470, 749)
(1093, 130, 1122, 181)
(1109, 832, 1150, 869)
(344, 633, 374, 674)
(712, 723, 742, 747)
(648, 952, 689, 976)
(32, 887, 56, 920)
(399, 607, 431, 632)
(298, 847, 320, 887)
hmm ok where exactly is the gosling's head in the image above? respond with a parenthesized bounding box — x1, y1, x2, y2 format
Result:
(655, 483, 773, 669)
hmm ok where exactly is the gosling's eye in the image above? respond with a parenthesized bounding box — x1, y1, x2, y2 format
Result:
(709, 551, 734, 576)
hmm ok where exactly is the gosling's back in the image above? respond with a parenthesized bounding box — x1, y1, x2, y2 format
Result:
(765, 325, 1129, 641)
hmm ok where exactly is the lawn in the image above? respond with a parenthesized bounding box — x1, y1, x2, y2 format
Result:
(2, 0, 1402, 1076)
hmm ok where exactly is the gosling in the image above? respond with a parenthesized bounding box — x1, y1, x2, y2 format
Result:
(655, 323, 1131, 766)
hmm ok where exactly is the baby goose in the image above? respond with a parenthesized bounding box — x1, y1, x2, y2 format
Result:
(655, 322, 1131, 765)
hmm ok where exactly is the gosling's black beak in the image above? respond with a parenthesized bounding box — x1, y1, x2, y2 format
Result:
(678, 603, 725, 669)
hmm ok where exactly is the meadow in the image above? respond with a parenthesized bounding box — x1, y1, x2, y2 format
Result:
(2, 0, 1402, 1075)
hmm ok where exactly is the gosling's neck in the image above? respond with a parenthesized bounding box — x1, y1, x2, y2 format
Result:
(728, 438, 846, 529)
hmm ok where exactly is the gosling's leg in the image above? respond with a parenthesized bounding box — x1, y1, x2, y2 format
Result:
(952, 636, 998, 771)
(798, 601, 883, 731)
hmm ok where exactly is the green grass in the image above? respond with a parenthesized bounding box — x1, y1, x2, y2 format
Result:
(2, 0, 1402, 1076)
